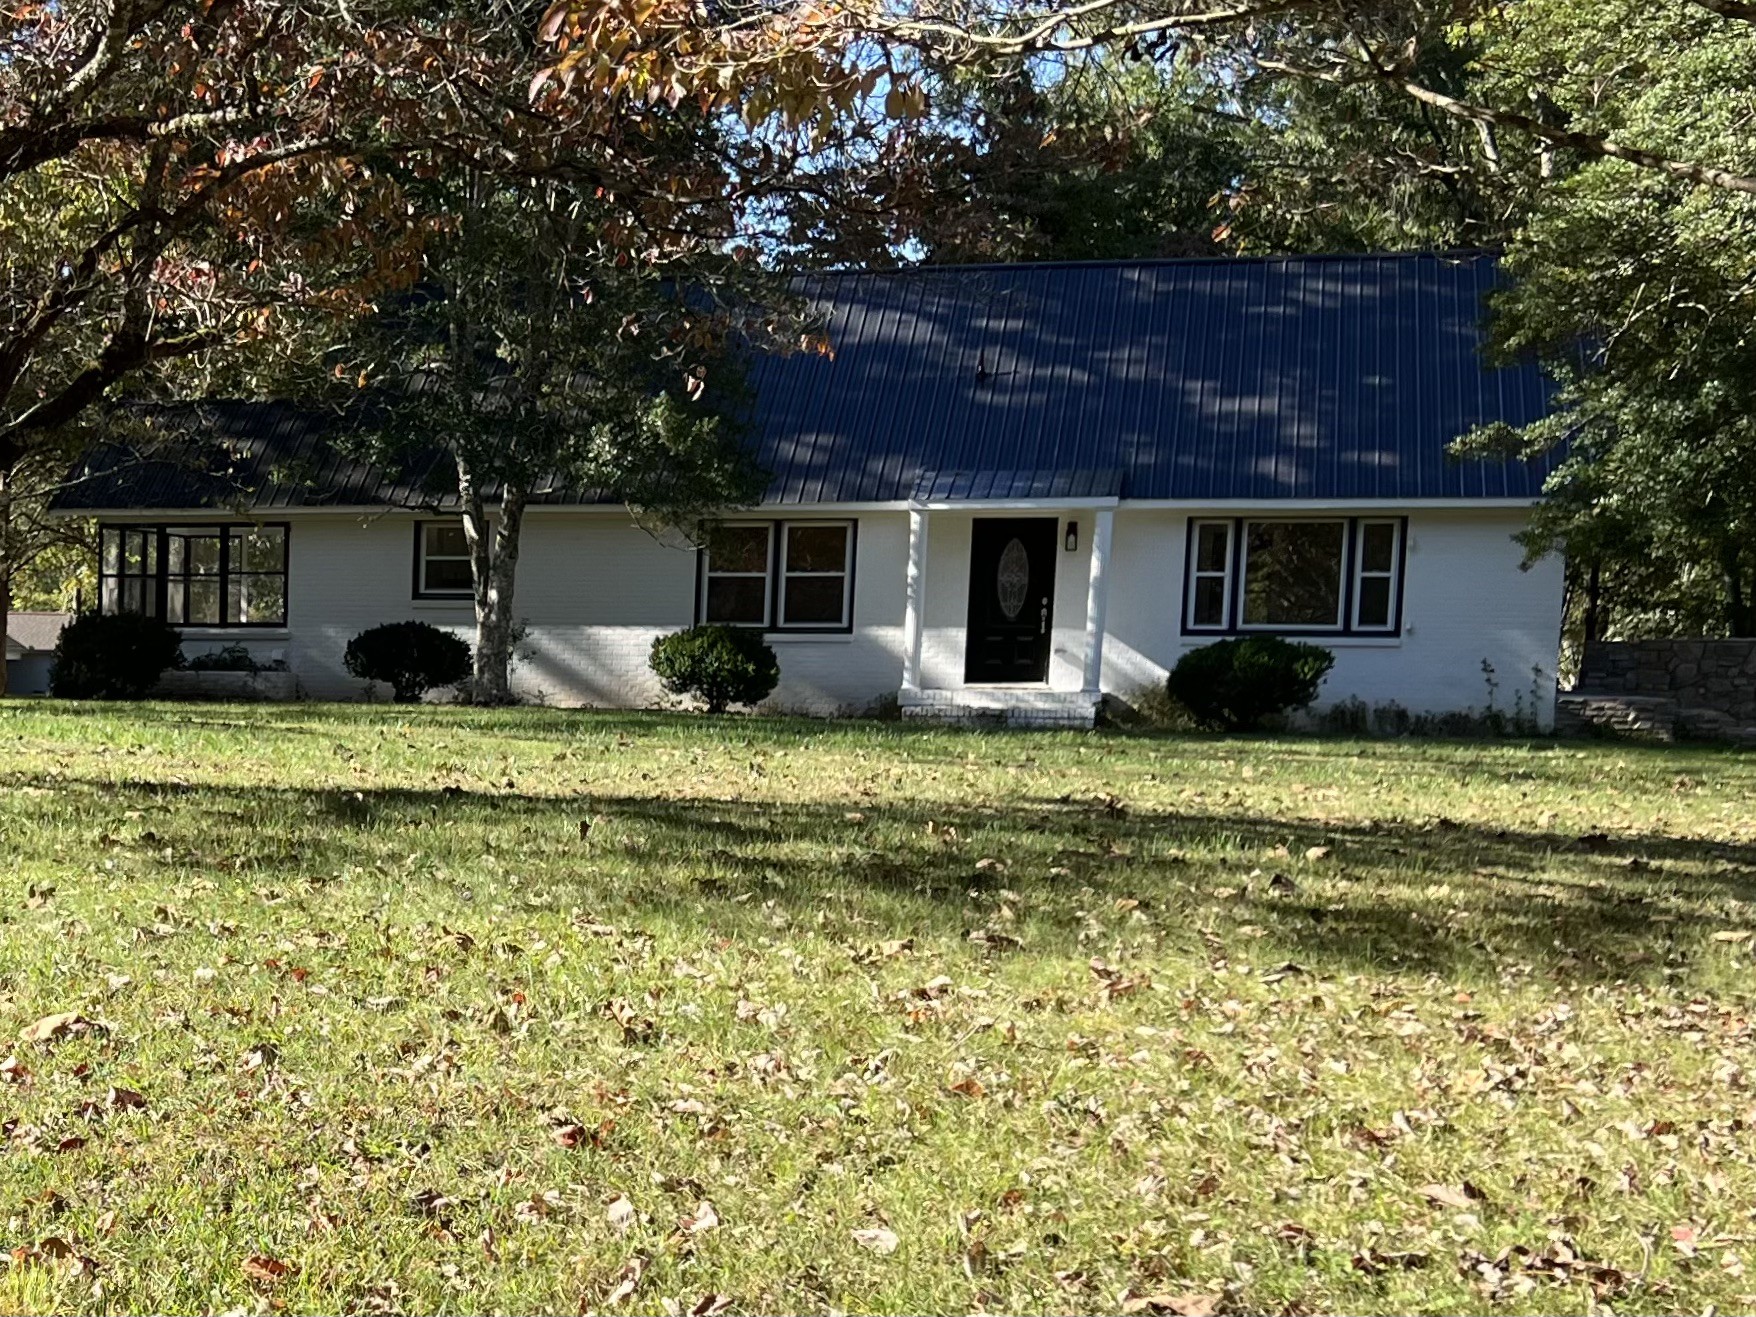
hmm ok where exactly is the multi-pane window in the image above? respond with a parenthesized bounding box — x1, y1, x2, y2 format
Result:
(699, 521, 855, 630)
(1184, 517, 1403, 636)
(1186, 521, 1234, 630)
(778, 523, 852, 627)
(701, 524, 774, 625)
(415, 522, 474, 597)
(1352, 520, 1401, 630)
(100, 526, 161, 617)
(98, 524, 288, 627)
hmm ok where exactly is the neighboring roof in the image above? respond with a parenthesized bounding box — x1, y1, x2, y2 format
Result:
(6, 612, 69, 655)
(56, 252, 1552, 512)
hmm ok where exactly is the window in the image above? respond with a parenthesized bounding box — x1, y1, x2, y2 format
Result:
(1353, 520, 1400, 631)
(98, 523, 288, 627)
(100, 526, 161, 617)
(778, 523, 853, 627)
(701, 524, 774, 625)
(415, 522, 473, 597)
(698, 520, 856, 631)
(1183, 517, 1403, 636)
(1242, 520, 1347, 629)
(1186, 521, 1234, 629)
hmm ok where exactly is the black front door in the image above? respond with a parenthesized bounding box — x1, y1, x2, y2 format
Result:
(965, 518, 1057, 683)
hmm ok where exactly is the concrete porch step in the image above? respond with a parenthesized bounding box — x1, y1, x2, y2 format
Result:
(899, 686, 1101, 729)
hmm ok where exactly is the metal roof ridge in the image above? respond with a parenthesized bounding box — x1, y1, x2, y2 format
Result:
(793, 249, 1505, 278)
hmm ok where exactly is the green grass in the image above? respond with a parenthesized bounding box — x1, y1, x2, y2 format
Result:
(2, 702, 1756, 1315)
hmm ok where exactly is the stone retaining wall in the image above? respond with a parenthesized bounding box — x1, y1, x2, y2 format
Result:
(1577, 640, 1756, 722)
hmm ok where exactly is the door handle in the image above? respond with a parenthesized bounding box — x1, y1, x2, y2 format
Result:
(1040, 598, 1049, 635)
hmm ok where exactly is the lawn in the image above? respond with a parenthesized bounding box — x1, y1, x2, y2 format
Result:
(2, 703, 1755, 1315)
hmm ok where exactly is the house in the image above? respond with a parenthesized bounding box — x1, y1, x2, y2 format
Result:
(55, 252, 1563, 727)
(5, 612, 69, 695)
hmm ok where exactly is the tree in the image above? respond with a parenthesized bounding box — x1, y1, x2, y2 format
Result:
(330, 174, 780, 702)
(3, 0, 905, 686)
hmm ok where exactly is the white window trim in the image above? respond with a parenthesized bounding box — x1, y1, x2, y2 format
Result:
(1186, 519, 1235, 632)
(699, 522, 775, 627)
(1236, 517, 1349, 633)
(777, 520, 854, 630)
(1351, 518, 1402, 632)
(417, 520, 474, 598)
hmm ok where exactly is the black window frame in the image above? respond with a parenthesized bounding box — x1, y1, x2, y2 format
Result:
(695, 519, 858, 634)
(98, 522, 291, 629)
(412, 520, 476, 600)
(1182, 515, 1406, 638)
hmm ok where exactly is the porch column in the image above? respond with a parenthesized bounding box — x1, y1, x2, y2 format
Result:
(1082, 508, 1115, 695)
(902, 507, 929, 690)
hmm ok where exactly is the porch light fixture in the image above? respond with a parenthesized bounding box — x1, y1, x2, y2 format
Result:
(1064, 520, 1079, 553)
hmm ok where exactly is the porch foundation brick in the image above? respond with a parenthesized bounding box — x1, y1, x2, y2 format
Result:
(1571, 640, 1756, 743)
(899, 686, 1102, 730)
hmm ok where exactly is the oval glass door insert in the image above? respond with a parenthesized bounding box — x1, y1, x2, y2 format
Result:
(996, 538, 1030, 619)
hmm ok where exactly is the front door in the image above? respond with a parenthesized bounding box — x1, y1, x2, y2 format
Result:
(965, 518, 1057, 683)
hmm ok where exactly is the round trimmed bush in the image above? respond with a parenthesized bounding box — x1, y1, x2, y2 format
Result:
(650, 624, 780, 714)
(1167, 636, 1335, 731)
(49, 611, 183, 699)
(344, 621, 471, 703)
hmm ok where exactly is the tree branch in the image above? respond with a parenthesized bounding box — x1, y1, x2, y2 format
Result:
(1254, 56, 1756, 195)
(1692, 0, 1756, 20)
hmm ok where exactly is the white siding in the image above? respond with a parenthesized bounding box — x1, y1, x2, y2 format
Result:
(1102, 508, 1565, 727)
(156, 504, 1562, 724)
(177, 510, 910, 715)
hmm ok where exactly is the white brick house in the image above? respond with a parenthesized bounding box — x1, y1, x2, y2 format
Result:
(58, 254, 1565, 727)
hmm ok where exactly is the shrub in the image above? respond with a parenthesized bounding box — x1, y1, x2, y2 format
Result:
(49, 611, 184, 699)
(344, 621, 471, 703)
(187, 644, 266, 673)
(1167, 637, 1335, 732)
(650, 625, 780, 714)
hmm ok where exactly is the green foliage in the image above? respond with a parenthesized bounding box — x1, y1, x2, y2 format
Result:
(1168, 637, 1335, 731)
(344, 621, 471, 703)
(48, 612, 183, 700)
(1440, 2, 1756, 638)
(649, 624, 781, 713)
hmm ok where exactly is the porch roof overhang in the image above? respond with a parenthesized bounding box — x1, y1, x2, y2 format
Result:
(909, 467, 1122, 510)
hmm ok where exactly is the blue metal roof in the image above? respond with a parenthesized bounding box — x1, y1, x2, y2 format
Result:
(58, 253, 1553, 513)
(748, 252, 1553, 503)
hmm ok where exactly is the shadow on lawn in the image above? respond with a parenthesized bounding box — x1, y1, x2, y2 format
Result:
(9, 765, 1756, 984)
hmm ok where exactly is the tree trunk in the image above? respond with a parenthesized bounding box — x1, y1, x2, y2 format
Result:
(458, 459, 528, 706)
(1582, 560, 1603, 646)
(0, 469, 11, 699)
(1727, 546, 1754, 638)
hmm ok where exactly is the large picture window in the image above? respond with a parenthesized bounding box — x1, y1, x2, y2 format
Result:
(99, 524, 289, 628)
(698, 520, 855, 631)
(1184, 517, 1403, 637)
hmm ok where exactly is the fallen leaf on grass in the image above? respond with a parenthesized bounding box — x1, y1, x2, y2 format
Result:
(606, 1194, 636, 1233)
(1417, 1182, 1488, 1210)
(106, 1086, 147, 1112)
(604, 1255, 645, 1305)
(1303, 845, 1332, 863)
(1120, 1290, 1220, 1315)
(852, 1226, 899, 1255)
(18, 1012, 92, 1044)
(688, 1296, 732, 1316)
(554, 1123, 588, 1149)
(1712, 930, 1754, 943)
(680, 1200, 719, 1234)
(242, 1254, 295, 1284)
